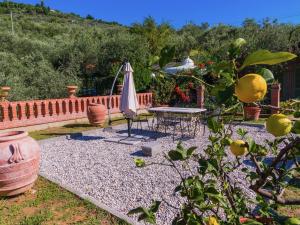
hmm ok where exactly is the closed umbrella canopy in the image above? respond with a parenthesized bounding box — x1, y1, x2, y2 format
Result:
(164, 57, 195, 74)
(120, 62, 139, 118)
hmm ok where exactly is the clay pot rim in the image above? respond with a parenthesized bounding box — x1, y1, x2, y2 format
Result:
(67, 86, 78, 89)
(1, 86, 11, 91)
(244, 105, 261, 109)
(0, 131, 28, 142)
(88, 103, 104, 106)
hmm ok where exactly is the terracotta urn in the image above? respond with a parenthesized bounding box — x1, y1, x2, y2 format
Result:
(1, 86, 11, 102)
(67, 85, 78, 98)
(87, 103, 107, 126)
(244, 105, 261, 121)
(116, 84, 123, 95)
(0, 131, 40, 196)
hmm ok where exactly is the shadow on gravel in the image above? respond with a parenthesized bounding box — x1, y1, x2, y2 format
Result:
(66, 133, 104, 141)
(130, 150, 145, 157)
(117, 128, 170, 139)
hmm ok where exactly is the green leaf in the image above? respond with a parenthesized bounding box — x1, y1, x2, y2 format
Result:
(240, 50, 297, 70)
(159, 45, 175, 68)
(294, 111, 300, 118)
(198, 159, 208, 175)
(259, 68, 274, 84)
(292, 120, 300, 134)
(168, 150, 184, 161)
(134, 158, 145, 167)
(237, 128, 248, 138)
(216, 84, 235, 105)
(207, 117, 220, 133)
(242, 219, 263, 225)
(187, 146, 197, 157)
(149, 201, 161, 213)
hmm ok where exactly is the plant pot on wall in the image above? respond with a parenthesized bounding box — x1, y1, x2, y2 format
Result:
(87, 103, 107, 126)
(67, 85, 78, 98)
(0, 131, 40, 196)
(116, 85, 123, 95)
(244, 105, 261, 121)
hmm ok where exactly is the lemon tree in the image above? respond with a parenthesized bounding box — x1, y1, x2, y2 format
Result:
(129, 39, 300, 225)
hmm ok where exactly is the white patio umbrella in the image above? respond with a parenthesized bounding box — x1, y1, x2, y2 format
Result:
(164, 57, 196, 74)
(120, 62, 139, 137)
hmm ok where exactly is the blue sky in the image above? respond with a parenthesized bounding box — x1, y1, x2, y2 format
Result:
(7, 0, 300, 28)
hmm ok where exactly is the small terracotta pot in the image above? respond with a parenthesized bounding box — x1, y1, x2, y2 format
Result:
(244, 105, 261, 121)
(1, 86, 11, 101)
(67, 85, 78, 98)
(87, 103, 107, 126)
(116, 85, 123, 95)
(0, 131, 40, 196)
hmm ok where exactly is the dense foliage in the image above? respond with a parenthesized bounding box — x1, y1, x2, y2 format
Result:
(0, 2, 299, 101)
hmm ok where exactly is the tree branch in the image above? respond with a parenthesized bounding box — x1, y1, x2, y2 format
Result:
(251, 137, 300, 191)
(256, 188, 300, 205)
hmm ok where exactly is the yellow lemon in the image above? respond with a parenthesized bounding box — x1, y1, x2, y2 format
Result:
(230, 140, 247, 156)
(285, 218, 300, 225)
(235, 74, 267, 103)
(266, 114, 292, 137)
(206, 216, 219, 225)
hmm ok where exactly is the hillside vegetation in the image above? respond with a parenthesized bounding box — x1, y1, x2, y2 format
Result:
(0, 2, 299, 101)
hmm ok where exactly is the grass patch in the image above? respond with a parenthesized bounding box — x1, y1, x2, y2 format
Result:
(0, 177, 127, 225)
(278, 173, 300, 217)
(29, 115, 152, 141)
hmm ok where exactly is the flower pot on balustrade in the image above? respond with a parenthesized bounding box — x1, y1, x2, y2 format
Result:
(116, 85, 123, 95)
(87, 103, 107, 126)
(67, 85, 78, 98)
(1, 86, 11, 102)
(244, 105, 261, 121)
(0, 131, 40, 196)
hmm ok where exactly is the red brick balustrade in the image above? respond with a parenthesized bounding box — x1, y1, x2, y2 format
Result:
(0, 93, 152, 130)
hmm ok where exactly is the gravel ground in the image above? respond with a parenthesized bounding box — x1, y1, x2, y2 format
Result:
(39, 123, 274, 225)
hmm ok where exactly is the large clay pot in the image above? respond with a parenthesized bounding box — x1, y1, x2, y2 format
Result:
(87, 103, 106, 126)
(0, 131, 40, 196)
(244, 105, 261, 121)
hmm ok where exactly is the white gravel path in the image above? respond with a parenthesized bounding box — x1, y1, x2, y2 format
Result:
(39, 123, 273, 225)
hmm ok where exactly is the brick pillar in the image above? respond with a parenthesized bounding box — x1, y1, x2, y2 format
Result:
(271, 83, 281, 114)
(196, 85, 205, 108)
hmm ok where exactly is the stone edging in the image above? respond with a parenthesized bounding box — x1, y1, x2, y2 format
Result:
(231, 121, 265, 128)
(39, 172, 137, 225)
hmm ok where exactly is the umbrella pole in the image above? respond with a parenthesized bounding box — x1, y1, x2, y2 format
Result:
(103, 62, 125, 133)
(127, 118, 131, 137)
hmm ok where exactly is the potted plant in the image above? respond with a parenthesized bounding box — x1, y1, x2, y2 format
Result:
(0, 86, 11, 102)
(243, 103, 261, 121)
(66, 85, 78, 98)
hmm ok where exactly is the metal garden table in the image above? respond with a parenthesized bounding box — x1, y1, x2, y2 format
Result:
(148, 107, 207, 140)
